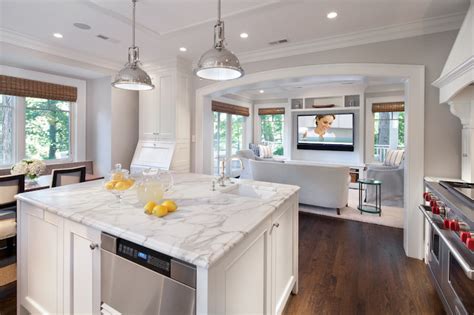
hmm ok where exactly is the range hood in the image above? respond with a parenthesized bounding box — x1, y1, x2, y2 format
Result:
(433, 0, 474, 182)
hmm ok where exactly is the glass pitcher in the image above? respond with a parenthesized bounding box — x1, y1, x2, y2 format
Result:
(136, 168, 173, 204)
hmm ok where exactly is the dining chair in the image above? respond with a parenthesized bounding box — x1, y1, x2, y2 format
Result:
(51, 166, 86, 188)
(0, 174, 25, 253)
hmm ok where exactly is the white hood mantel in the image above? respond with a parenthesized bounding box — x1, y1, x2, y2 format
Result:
(433, 0, 474, 181)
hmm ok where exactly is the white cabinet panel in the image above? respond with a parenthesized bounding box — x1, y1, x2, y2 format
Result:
(158, 75, 175, 139)
(19, 204, 63, 314)
(64, 220, 101, 314)
(272, 205, 295, 314)
(139, 77, 158, 139)
(225, 233, 267, 315)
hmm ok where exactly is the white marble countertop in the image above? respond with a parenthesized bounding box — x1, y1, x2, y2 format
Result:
(16, 173, 299, 268)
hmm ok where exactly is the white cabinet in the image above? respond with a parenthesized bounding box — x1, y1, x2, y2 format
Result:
(198, 195, 298, 315)
(64, 220, 101, 314)
(272, 203, 297, 314)
(18, 201, 101, 314)
(139, 61, 192, 172)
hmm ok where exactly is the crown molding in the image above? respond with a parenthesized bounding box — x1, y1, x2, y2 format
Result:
(432, 55, 474, 88)
(237, 12, 466, 64)
(0, 27, 122, 72)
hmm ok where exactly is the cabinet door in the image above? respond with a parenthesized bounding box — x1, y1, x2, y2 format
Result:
(18, 202, 64, 314)
(139, 77, 159, 139)
(158, 74, 175, 139)
(272, 204, 296, 315)
(64, 219, 101, 314)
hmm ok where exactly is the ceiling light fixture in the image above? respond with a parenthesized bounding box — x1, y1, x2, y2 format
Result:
(73, 23, 91, 30)
(112, 0, 154, 91)
(179, 47, 187, 52)
(194, 0, 244, 81)
(240, 33, 248, 39)
(259, 90, 264, 93)
(327, 11, 338, 19)
(53, 33, 63, 38)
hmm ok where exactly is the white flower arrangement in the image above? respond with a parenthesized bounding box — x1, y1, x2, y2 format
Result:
(11, 159, 46, 180)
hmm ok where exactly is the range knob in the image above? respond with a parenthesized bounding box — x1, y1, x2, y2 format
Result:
(432, 204, 440, 215)
(466, 238, 474, 251)
(460, 232, 474, 243)
(444, 219, 450, 229)
(424, 192, 432, 202)
(449, 220, 460, 232)
(430, 198, 438, 207)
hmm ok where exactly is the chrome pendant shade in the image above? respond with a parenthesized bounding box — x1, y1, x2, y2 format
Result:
(194, 0, 244, 81)
(112, 0, 154, 91)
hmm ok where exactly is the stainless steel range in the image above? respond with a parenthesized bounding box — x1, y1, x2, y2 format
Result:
(420, 179, 474, 315)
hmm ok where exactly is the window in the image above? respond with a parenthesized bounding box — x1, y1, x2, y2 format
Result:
(374, 111, 405, 162)
(0, 95, 73, 166)
(25, 97, 71, 160)
(0, 95, 15, 165)
(260, 114, 284, 156)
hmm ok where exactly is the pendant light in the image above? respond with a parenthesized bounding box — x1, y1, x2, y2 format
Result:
(194, 0, 244, 81)
(112, 0, 154, 91)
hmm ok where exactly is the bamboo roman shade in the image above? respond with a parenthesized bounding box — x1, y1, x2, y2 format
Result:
(258, 107, 285, 115)
(372, 102, 405, 113)
(212, 100, 249, 116)
(0, 75, 77, 102)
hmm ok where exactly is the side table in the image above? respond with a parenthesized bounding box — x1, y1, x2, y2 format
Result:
(357, 178, 382, 216)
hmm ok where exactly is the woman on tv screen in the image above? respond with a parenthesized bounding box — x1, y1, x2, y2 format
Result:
(303, 114, 336, 140)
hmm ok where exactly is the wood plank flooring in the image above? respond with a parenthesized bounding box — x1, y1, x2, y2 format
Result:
(0, 213, 444, 314)
(284, 212, 445, 315)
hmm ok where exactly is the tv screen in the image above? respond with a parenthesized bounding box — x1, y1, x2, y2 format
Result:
(297, 113, 354, 151)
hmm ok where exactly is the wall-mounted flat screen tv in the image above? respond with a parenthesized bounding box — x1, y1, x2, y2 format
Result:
(297, 113, 354, 151)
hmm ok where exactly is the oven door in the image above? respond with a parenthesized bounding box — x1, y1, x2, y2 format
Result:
(445, 252, 474, 315)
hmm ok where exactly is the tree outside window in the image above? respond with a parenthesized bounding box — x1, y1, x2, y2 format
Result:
(260, 114, 284, 156)
(374, 111, 405, 162)
(25, 97, 71, 160)
(0, 95, 15, 165)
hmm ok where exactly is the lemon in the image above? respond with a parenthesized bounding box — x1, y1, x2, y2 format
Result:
(144, 201, 156, 215)
(114, 181, 130, 191)
(161, 200, 177, 212)
(125, 178, 135, 187)
(104, 181, 115, 190)
(152, 205, 168, 217)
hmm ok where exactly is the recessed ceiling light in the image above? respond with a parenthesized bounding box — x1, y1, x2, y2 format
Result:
(73, 23, 91, 30)
(259, 90, 264, 94)
(327, 11, 338, 19)
(240, 33, 249, 39)
(53, 33, 63, 38)
(179, 47, 187, 52)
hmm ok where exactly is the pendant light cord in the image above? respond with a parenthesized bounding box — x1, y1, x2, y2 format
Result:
(132, 0, 136, 47)
(217, 0, 221, 22)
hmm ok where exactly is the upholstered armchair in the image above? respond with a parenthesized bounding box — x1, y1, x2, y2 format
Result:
(366, 149, 405, 207)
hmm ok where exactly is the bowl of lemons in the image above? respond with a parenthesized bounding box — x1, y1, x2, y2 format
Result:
(104, 163, 135, 203)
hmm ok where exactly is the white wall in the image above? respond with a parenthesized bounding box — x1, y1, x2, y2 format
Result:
(0, 64, 87, 162)
(86, 77, 112, 176)
(111, 88, 139, 170)
(194, 31, 462, 178)
(86, 77, 138, 175)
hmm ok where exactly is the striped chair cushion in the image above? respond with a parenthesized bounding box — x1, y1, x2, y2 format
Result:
(258, 145, 273, 158)
(384, 149, 405, 166)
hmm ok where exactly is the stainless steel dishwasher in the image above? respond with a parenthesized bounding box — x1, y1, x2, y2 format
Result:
(101, 233, 196, 315)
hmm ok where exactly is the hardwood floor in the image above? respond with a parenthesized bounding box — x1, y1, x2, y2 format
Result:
(0, 213, 444, 314)
(284, 212, 445, 315)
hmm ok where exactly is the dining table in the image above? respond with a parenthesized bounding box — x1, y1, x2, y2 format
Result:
(25, 173, 104, 191)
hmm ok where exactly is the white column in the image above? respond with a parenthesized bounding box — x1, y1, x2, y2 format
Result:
(448, 86, 474, 182)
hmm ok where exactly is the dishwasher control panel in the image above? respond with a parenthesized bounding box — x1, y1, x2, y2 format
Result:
(117, 238, 171, 277)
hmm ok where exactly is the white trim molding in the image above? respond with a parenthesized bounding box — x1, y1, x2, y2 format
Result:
(195, 63, 425, 260)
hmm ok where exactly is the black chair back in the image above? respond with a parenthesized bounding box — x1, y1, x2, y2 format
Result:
(0, 174, 25, 210)
(51, 166, 86, 188)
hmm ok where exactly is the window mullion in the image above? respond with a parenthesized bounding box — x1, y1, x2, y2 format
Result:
(16, 97, 26, 161)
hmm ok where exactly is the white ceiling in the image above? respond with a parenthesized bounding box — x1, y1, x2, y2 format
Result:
(0, 0, 470, 77)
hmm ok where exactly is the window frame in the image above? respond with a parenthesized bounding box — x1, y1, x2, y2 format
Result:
(0, 95, 75, 167)
(254, 103, 290, 158)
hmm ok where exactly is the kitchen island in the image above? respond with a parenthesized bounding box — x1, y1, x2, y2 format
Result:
(16, 173, 299, 315)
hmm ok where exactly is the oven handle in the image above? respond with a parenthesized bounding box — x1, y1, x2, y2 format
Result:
(418, 205, 474, 280)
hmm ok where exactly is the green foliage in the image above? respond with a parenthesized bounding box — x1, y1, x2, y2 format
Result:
(260, 114, 284, 155)
(25, 98, 70, 160)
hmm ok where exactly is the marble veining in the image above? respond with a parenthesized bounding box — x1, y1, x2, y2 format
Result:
(16, 173, 299, 268)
